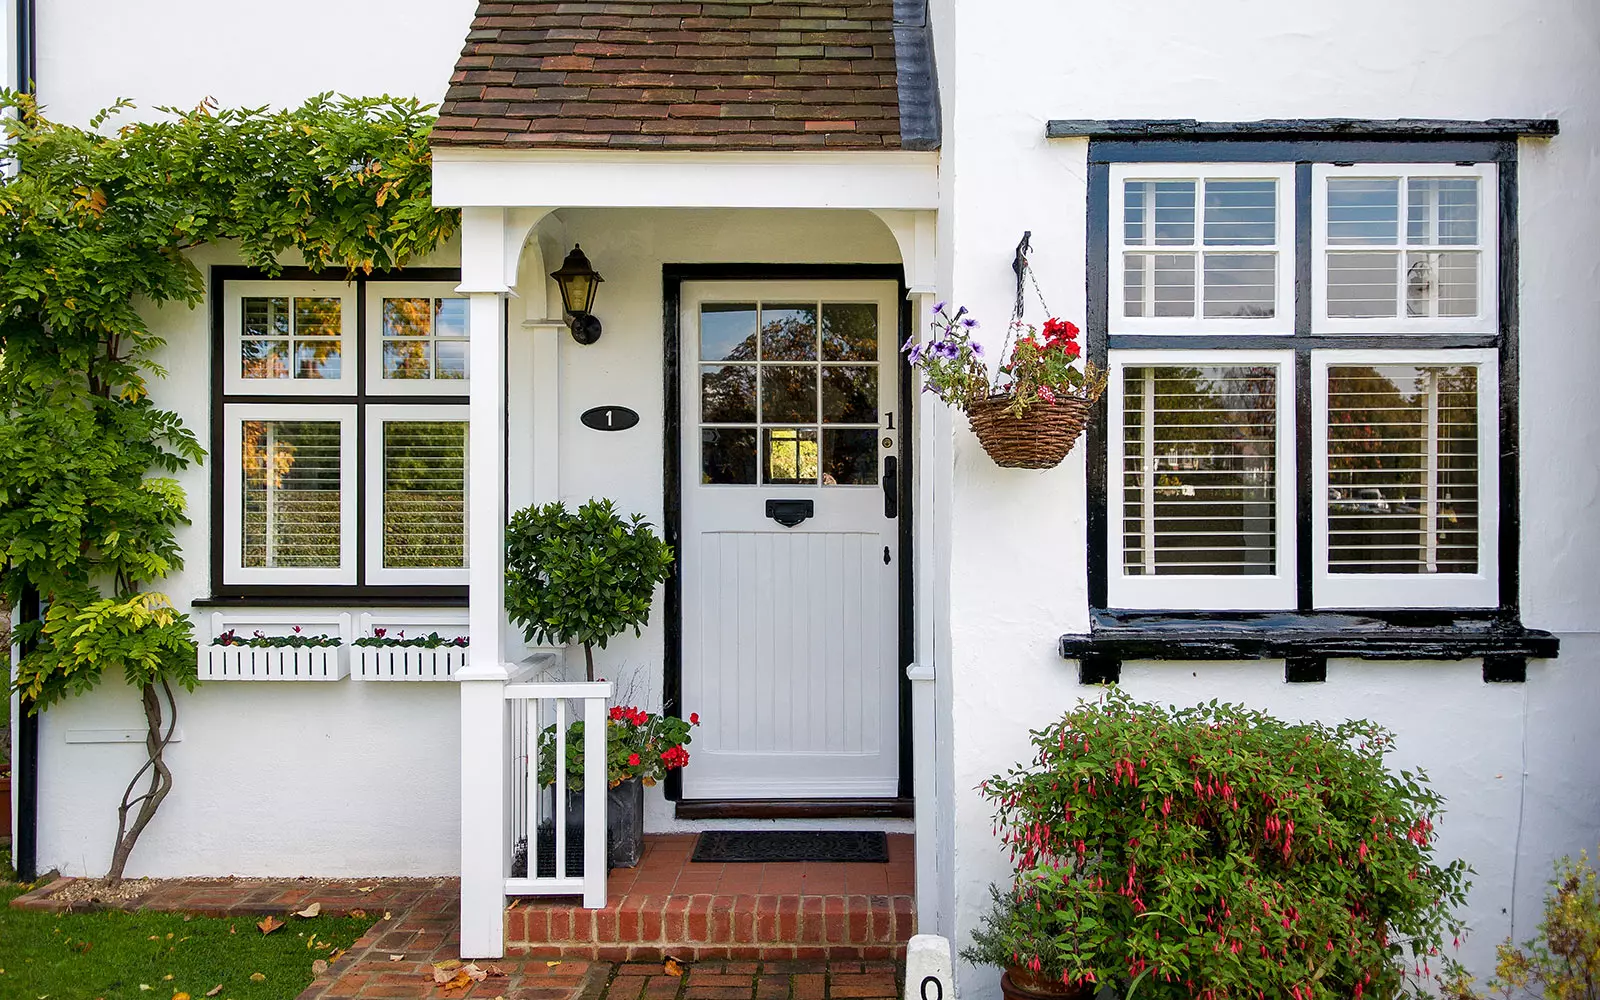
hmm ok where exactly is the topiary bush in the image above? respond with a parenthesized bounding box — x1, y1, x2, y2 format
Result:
(504, 499, 673, 681)
(969, 691, 1471, 1000)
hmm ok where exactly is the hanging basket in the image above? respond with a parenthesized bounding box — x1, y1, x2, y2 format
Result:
(967, 394, 1092, 469)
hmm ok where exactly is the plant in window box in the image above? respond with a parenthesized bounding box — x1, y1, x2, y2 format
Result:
(904, 303, 1106, 469)
(968, 691, 1470, 1000)
(352, 629, 469, 681)
(204, 626, 346, 681)
(523, 706, 699, 870)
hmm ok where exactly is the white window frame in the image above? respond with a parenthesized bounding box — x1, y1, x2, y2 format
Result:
(1312, 162, 1498, 335)
(364, 282, 471, 397)
(1109, 163, 1296, 336)
(364, 404, 470, 586)
(1311, 348, 1499, 608)
(222, 403, 358, 586)
(1106, 349, 1298, 611)
(223, 281, 358, 396)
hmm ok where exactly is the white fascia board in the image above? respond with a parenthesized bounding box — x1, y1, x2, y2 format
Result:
(432, 149, 940, 211)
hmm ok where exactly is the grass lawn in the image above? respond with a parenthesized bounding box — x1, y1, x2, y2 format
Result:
(0, 884, 376, 1000)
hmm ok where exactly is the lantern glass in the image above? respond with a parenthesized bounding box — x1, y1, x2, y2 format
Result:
(562, 272, 595, 315)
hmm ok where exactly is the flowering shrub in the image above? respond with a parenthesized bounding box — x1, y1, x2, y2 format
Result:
(212, 626, 341, 648)
(538, 706, 700, 790)
(964, 691, 1470, 1000)
(1442, 850, 1600, 1000)
(352, 629, 468, 648)
(903, 304, 1105, 417)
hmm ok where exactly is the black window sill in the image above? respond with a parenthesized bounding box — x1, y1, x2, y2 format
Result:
(1061, 609, 1558, 684)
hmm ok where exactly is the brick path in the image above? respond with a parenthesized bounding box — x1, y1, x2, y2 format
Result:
(11, 877, 905, 1000)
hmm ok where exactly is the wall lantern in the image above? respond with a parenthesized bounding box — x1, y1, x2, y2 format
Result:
(550, 244, 605, 344)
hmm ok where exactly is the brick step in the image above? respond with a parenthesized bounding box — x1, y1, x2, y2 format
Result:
(506, 893, 916, 961)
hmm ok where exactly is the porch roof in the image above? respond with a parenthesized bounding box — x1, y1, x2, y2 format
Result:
(432, 0, 939, 152)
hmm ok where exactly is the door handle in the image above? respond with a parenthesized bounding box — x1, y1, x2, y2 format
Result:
(883, 456, 898, 519)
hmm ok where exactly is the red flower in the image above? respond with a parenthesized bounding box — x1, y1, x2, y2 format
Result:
(628, 753, 640, 766)
(610, 706, 626, 721)
(689, 713, 700, 725)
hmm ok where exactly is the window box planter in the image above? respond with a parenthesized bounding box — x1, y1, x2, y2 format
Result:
(200, 644, 348, 681)
(354, 645, 468, 681)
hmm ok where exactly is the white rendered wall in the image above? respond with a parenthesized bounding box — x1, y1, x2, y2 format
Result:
(33, 0, 476, 125)
(936, 0, 1600, 995)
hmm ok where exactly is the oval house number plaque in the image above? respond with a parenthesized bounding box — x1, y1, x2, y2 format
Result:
(580, 406, 640, 432)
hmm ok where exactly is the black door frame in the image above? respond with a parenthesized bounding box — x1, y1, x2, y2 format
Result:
(661, 263, 915, 819)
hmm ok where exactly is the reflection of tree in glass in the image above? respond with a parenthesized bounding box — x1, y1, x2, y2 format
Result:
(241, 341, 289, 378)
(761, 305, 817, 361)
(701, 365, 756, 423)
(240, 421, 341, 568)
(383, 297, 431, 337)
(295, 340, 342, 379)
(384, 339, 431, 378)
(702, 429, 756, 485)
(766, 429, 819, 483)
(822, 303, 877, 361)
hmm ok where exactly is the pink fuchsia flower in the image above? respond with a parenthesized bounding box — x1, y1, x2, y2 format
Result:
(1038, 386, 1058, 404)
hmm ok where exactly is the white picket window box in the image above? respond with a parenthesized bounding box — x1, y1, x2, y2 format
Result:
(199, 611, 352, 682)
(355, 644, 468, 681)
(352, 611, 470, 681)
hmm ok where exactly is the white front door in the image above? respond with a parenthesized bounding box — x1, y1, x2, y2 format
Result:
(680, 280, 902, 800)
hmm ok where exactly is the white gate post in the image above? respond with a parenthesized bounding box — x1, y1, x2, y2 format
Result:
(458, 207, 513, 960)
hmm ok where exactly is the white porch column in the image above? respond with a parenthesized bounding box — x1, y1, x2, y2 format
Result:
(523, 320, 565, 505)
(458, 207, 513, 959)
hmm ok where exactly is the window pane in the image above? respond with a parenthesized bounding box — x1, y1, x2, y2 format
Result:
(1204, 180, 1276, 246)
(1408, 177, 1479, 246)
(1124, 180, 1195, 246)
(1203, 254, 1276, 318)
(383, 421, 467, 569)
(243, 297, 290, 338)
(822, 366, 877, 423)
(382, 297, 431, 337)
(761, 304, 818, 361)
(702, 428, 757, 484)
(241, 339, 289, 379)
(1327, 365, 1478, 574)
(1327, 251, 1399, 318)
(764, 427, 819, 484)
(761, 365, 817, 423)
(1327, 178, 1399, 245)
(701, 304, 758, 362)
(1123, 253, 1197, 318)
(701, 364, 757, 423)
(295, 339, 342, 380)
(1406, 251, 1479, 318)
(434, 297, 468, 337)
(294, 297, 342, 337)
(383, 340, 431, 379)
(823, 429, 878, 486)
(242, 420, 342, 569)
(821, 303, 878, 361)
(1122, 366, 1278, 576)
(435, 339, 468, 379)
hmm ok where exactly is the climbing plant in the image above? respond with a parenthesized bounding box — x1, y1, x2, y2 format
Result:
(0, 91, 457, 883)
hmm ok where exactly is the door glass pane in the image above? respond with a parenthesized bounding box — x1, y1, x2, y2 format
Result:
(822, 366, 877, 423)
(761, 365, 817, 423)
(764, 428, 819, 484)
(1202, 254, 1275, 318)
(702, 428, 757, 484)
(1327, 365, 1478, 574)
(761, 304, 818, 361)
(1122, 365, 1279, 576)
(242, 420, 342, 568)
(1408, 177, 1478, 245)
(1203, 180, 1276, 246)
(701, 364, 757, 423)
(823, 429, 878, 486)
(822, 303, 879, 361)
(1327, 178, 1400, 245)
(1327, 252, 1399, 317)
(1405, 251, 1479, 318)
(383, 421, 467, 569)
(701, 304, 758, 361)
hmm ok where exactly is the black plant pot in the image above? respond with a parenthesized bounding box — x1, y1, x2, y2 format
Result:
(511, 777, 646, 877)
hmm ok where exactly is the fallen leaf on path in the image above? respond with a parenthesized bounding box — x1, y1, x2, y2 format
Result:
(546, 961, 562, 968)
(249, 972, 266, 983)
(349, 909, 366, 919)
(389, 954, 406, 962)
(663, 956, 689, 976)
(295, 902, 322, 918)
(256, 916, 283, 936)
(173, 993, 191, 1000)
(312, 959, 329, 976)
(355, 885, 377, 893)
(204, 986, 222, 997)
(462, 964, 489, 983)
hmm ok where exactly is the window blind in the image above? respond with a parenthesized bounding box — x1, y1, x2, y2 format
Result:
(242, 420, 343, 568)
(382, 421, 468, 569)
(1326, 365, 1479, 574)
(1122, 365, 1280, 576)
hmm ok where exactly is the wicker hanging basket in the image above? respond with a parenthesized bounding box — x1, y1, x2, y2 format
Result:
(967, 393, 1092, 469)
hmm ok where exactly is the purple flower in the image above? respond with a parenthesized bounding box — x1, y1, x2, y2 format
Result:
(901, 335, 917, 353)
(970, 341, 985, 357)
(962, 317, 979, 328)
(907, 342, 925, 363)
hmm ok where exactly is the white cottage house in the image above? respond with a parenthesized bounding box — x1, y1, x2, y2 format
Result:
(7, 0, 1600, 991)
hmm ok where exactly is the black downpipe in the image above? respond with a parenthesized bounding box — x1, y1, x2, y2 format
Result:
(13, 0, 39, 883)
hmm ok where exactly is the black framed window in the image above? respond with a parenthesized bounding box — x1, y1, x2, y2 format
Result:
(209, 267, 470, 601)
(1085, 139, 1520, 619)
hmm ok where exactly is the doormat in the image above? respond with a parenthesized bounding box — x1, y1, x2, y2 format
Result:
(691, 830, 889, 864)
